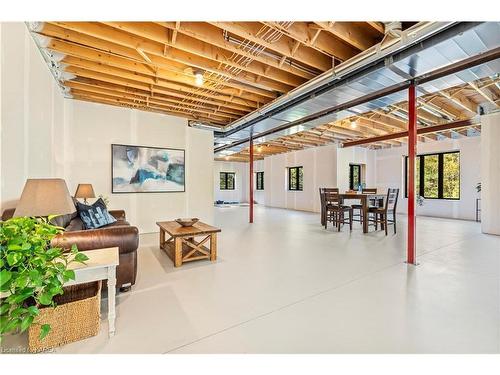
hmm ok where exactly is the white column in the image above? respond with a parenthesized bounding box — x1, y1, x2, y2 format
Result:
(480, 111, 500, 235)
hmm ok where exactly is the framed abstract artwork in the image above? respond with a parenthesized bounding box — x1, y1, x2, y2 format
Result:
(111, 144, 185, 193)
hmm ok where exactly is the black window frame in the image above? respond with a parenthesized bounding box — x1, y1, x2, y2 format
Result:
(220, 172, 236, 190)
(256, 171, 264, 191)
(288, 166, 303, 191)
(404, 151, 460, 200)
(349, 164, 362, 190)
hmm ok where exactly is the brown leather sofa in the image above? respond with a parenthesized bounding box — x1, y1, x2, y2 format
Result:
(1, 208, 139, 291)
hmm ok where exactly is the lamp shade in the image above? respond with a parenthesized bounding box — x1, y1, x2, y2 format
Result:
(13, 178, 76, 217)
(74, 184, 96, 199)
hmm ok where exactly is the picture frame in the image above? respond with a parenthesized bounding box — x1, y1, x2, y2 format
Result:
(111, 144, 186, 193)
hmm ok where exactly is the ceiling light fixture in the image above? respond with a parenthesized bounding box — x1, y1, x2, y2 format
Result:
(350, 120, 358, 129)
(194, 71, 204, 86)
(257, 146, 263, 153)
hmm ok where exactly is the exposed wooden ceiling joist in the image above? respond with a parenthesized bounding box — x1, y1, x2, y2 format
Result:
(262, 21, 361, 62)
(208, 22, 334, 71)
(220, 77, 488, 161)
(157, 21, 316, 80)
(37, 21, 384, 127)
(312, 21, 382, 51)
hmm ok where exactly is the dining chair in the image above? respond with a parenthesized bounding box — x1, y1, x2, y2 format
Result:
(351, 188, 378, 224)
(368, 188, 399, 235)
(324, 191, 352, 231)
(319, 188, 339, 226)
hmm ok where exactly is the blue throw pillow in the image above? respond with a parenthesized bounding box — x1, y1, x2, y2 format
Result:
(76, 198, 117, 229)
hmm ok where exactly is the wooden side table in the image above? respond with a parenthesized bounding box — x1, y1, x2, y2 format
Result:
(66, 247, 119, 337)
(156, 221, 221, 267)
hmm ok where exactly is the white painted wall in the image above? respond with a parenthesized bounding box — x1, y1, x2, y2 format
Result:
(1, 23, 66, 210)
(262, 144, 337, 212)
(480, 112, 500, 235)
(374, 136, 481, 221)
(64, 101, 214, 233)
(217, 144, 376, 214)
(253, 159, 265, 204)
(1, 23, 214, 233)
(337, 146, 377, 192)
(213, 161, 249, 203)
(213, 159, 266, 205)
(235, 135, 480, 222)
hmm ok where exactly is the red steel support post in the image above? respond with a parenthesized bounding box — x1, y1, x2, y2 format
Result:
(407, 83, 417, 264)
(249, 130, 254, 223)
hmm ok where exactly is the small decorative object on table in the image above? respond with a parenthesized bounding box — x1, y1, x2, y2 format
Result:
(175, 218, 199, 227)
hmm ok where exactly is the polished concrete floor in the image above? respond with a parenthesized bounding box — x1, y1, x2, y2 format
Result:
(3, 206, 500, 353)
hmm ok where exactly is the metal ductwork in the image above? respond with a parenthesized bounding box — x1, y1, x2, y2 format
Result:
(384, 22, 402, 38)
(213, 22, 500, 156)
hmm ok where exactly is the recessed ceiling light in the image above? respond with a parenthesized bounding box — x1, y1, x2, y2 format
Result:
(350, 120, 358, 129)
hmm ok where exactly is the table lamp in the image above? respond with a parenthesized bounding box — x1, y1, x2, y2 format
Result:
(13, 178, 76, 217)
(74, 183, 96, 204)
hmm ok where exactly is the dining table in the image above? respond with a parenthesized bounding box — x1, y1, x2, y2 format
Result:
(337, 192, 386, 233)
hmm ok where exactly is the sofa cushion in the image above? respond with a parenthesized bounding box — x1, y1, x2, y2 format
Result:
(76, 198, 117, 229)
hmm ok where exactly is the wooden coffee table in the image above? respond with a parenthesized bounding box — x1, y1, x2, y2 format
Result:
(156, 221, 221, 267)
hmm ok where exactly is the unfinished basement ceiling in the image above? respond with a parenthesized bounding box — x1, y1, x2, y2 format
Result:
(28, 21, 387, 127)
(216, 75, 498, 162)
(213, 21, 500, 160)
(28, 21, 500, 161)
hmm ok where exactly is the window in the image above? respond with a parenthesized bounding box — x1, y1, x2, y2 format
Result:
(220, 172, 235, 190)
(442, 152, 460, 199)
(349, 164, 362, 190)
(256, 172, 264, 191)
(405, 151, 460, 200)
(288, 166, 303, 191)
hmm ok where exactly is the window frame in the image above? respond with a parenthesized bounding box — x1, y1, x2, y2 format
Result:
(349, 164, 362, 190)
(219, 172, 236, 190)
(404, 151, 460, 200)
(256, 171, 264, 191)
(288, 166, 303, 191)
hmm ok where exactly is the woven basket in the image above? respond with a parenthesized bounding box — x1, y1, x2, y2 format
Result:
(28, 281, 101, 353)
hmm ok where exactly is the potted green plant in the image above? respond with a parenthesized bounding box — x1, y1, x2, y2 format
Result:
(0, 216, 88, 342)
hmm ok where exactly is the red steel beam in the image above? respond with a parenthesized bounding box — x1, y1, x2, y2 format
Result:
(407, 84, 417, 265)
(341, 118, 477, 148)
(249, 131, 254, 223)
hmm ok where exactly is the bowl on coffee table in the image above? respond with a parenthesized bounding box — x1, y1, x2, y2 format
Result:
(175, 218, 199, 227)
